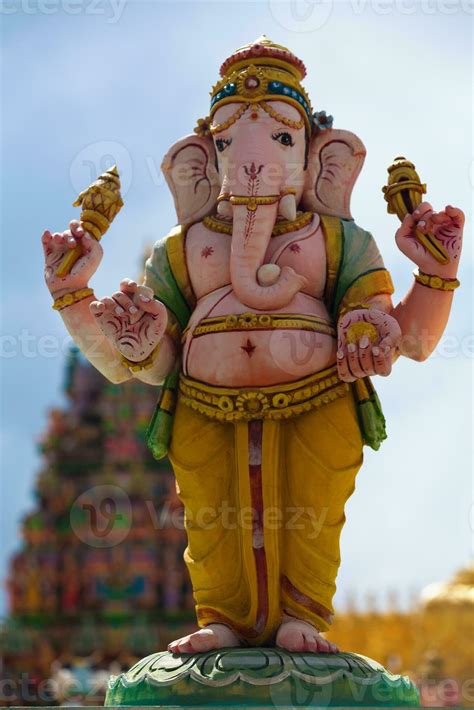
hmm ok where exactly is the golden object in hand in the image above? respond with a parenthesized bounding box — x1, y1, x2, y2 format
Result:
(382, 156, 450, 265)
(56, 165, 124, 277)
(346, 321, 378, 345)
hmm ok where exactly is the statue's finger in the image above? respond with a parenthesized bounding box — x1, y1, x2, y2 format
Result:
(42, 229, 52, 246)
(136, 284, 154, 300)
(112, 290, 137, 313)
(89, 300, 106, 317)
(52, 232, 65, 245)
(138, 295, 168, 323)
(99, 296, 124, 315)
(445, 205, 465, 228)
(69, 220, 85, 238)
(358, 336, 375, 375)
(120, 278, 138, 294)
(336, 349, 355, 383)
(347, 343, 365, 379)
(61, 229, 77, 249)
(412, 201, 433, 219)
(374, 342, 393, 376)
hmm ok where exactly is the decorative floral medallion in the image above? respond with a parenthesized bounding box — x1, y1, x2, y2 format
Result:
(236, 391, 270, 415)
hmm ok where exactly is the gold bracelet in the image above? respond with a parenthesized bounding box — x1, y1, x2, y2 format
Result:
(52, 287, 94, 311)
(414, 270, 460, 291)
(119, 342, 161, 373)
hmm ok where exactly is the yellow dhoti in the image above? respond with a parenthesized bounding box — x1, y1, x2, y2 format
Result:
(168, 366, 363, 645)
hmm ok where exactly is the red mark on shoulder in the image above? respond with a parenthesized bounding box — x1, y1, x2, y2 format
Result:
(201, 245, 214, 258)
(289, 242, 301, 253)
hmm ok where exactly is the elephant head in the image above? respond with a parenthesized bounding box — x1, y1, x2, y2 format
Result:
(161, 37, 366, 310)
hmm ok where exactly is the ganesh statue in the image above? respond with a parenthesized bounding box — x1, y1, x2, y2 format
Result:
(42, 36, 463, 706)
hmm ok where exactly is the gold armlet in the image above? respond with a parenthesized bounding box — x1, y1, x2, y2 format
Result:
(52, 287, 94, 311)
(414, 270, 460, 291)
(119, 342, 162, 373)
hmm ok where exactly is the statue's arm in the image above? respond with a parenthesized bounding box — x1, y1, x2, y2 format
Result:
(389, 202, 463, 361)
(43, 222, 131, 384)
(337, 201, 463, 379)
(56, 290, 132, 383)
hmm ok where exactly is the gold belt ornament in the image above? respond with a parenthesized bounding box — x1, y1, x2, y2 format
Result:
(179, 366, 349, 422)
(183, 313, 336, 341)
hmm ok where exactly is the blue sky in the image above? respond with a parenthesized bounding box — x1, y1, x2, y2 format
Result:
(0, 1, 472, 616)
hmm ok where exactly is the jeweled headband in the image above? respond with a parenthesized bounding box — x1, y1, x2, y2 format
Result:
(195, 36, 334, 137)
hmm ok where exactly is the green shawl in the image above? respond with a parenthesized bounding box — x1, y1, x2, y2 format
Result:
(144, 217, 394, 459)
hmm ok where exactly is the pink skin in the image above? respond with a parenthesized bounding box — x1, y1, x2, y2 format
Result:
(390, 202, 464, 362)
(276, 614, 338, 654)
(41, 221, 173, 383)
(42, 220, 102, 297)
(214, 102, 308, 310)
(90, 282, 168, 363)
(336, 202, 464, 379)
(337, 309, 402, 382)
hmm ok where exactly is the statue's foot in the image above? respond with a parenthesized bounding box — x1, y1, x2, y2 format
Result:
(276, 615, 339, 653)
(168, 623, 240, 654)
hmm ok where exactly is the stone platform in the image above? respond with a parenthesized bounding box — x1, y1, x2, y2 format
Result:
(105, 647, 420, 707)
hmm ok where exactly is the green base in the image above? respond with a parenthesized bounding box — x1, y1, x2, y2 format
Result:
(105, 647, 420, 707)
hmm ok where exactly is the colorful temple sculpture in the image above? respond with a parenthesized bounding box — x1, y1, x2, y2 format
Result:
(2, 348, 195, 705)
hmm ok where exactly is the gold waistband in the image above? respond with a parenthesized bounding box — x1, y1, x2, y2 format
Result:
(179, 366, 349, 422)
(183, 313, 336, 341)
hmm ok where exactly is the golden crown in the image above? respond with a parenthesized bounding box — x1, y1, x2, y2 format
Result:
(205, 36, 315, 133)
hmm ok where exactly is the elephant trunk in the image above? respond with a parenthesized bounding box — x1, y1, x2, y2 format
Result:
(229, 193, 306, 310)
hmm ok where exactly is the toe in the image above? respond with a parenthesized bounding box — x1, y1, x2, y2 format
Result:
(191, 630, 215, 652)
(177, 640, 194, 654)
(278, 628, 304, 653)
(303, 633, 318, 653)
(316, 637, 331, 653)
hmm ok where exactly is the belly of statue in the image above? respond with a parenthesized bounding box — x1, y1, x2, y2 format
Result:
(182, 289, 337, 387)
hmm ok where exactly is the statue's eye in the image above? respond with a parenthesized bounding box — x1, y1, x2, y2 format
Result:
(272, 131, 294, 147)
(215, 138, 232, 153)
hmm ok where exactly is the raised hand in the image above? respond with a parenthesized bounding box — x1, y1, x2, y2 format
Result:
(395, 202, 464, 278)
(42, 220, 103, 296)
(90, 280, 168, 363)
(337, 308, 402, 382)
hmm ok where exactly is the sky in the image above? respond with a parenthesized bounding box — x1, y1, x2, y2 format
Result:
(0, 0, 472, 616)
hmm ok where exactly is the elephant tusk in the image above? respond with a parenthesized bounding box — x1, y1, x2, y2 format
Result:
(278, 193, 297, 222)
(217, 200, 233, 218)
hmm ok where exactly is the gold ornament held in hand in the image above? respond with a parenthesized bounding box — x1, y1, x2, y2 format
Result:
(382, 156, 450, 265)
(55, 165, 124, 277)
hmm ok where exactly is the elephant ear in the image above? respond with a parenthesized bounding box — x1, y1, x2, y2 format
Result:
(301, 129, 366, 220)
(161, 134, 220, 224)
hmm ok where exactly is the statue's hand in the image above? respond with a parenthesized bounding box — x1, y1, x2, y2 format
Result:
(337, 308, 402, 382)
(42, 221, 103, 296)
(395, 202, 464, 278)
(90, 281, 168, 362)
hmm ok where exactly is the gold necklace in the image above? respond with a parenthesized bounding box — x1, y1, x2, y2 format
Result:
(203, 211, 314, 237)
